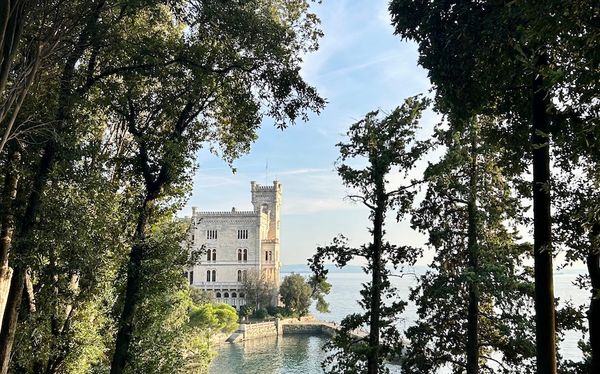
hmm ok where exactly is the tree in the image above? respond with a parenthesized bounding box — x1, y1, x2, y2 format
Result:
(389, 2, 599, 372)
(99, 1, 324, 370)
(308, 274, 331, 313)
(554, 163, 600, 373)
(309, 96, 430, 374)
(279, 274, 312, 316)
(0, 0, 324, 371)
(241, 270, 275, 311)
(189, 303, 238, 335)
(403, 116, 536, 374)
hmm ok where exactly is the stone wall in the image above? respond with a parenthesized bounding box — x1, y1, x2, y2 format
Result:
(229, 318, 355, 342)
(240, 320, 281, 340)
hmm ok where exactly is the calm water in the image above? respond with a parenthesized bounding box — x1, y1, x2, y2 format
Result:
(211, 268, 589, 373)
(210, 335, 330, 374)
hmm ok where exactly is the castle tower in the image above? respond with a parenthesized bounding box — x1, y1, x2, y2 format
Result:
(250, 181, 282, 290)
(251, 180, 282, 241)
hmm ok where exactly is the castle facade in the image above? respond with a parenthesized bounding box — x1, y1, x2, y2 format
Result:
(185, 181, 281, 309)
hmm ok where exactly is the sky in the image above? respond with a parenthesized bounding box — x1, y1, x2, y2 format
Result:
(182, 0, 438, 265)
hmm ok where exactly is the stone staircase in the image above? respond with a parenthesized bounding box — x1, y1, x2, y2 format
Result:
(226, 331, 243, 343)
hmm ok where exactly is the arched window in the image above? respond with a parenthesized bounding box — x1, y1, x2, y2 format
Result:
(224, 292, 229, 298)
(232, 292, 237, 298)
(243, 249, 248, 262)
(239, 293, 245, 298)
(216, 292, 222, 298)
(237, 270, 242, 282)
(207, 250, 211, 262)
(242, 270, 247, 282)
(265, 251, 268, 261)
(206, 270, 211, 282)
(212, 249, 216, 261)
(232, 299, 237, 306)
(211, 270, 216, 282)
(237, 249, 242, 262)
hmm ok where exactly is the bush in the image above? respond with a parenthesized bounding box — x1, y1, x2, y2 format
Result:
(252, 308, 268, 320)
(239, 305, 254, 318)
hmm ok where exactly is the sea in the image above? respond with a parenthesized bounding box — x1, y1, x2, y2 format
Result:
(210, 265, 589, 373)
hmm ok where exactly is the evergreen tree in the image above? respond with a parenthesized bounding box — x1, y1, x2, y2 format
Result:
(389, 2, 599, 372)
(405, 117, 536, 374)
(309, 96, 429, 374)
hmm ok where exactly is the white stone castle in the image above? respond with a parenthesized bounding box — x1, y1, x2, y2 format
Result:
(185, 181, 282, 309)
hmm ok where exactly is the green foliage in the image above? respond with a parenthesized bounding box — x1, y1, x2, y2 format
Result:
(241, 270, 276, 310)
(189, 303, 238, 335)
(403, 117, 536, 373)
(279, 274, 313, 316)
(309, 96, 430, 373)
(238, 305, 255, 318)
(190, 288, 216, 306)
(252, 308, 269, 320)
(309, 274, 331, 313)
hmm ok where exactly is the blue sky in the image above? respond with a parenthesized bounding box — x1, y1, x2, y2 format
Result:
(183, 0, 438, 265)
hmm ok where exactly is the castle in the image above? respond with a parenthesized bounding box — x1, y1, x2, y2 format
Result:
(184, 181, 282, 309)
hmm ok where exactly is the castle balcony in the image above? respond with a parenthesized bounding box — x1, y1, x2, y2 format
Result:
(194, 281, 241, 289)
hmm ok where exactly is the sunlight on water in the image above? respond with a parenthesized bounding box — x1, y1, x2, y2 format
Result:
(211, 269, 588, 373)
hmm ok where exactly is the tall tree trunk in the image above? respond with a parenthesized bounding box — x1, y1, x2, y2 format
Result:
(367, 176, 385, 374)
(0, 142, 55, 374)
(0, 2, 105, 369)
(0, 266, 24, 373)
(110, 198, 154, 374)
(531, 51, 557, 374)
(588, 223, 600, 374)
(0, 148, 20, 323)
(466, 122, 479, 374)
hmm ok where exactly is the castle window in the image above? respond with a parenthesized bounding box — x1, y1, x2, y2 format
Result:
(206, 230, 218, 240)
(237, 270, 242, 282)
(242, 270, 247, 282)
(207, 249, 216, 262)
(224, 292, 229, 298)
(216, 292, 222, 298)
(206, 270, 211, 282)
(237, 229, 249, 239)
(237, 249, 242, 262)
(239, 293, 245, 298)
(243, 249, 248, 262)
(211, 270, 216, 282)
(232, 292, 237, 298)
(189, 271, 194, 285)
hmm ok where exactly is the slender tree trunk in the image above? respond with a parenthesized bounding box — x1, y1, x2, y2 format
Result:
(0, 148, 20, 323)
(110, 198, 154, 374)
(532, 52, 557, 374)
(0, 142, 55, 374)
(367, 176, 385, 374)
(0, 0, 26, 98)
(466, 122, 479, 374)
(588, 223, 600, 374)
(0, 266, 24, 374)
(0, 2, 105, 368)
